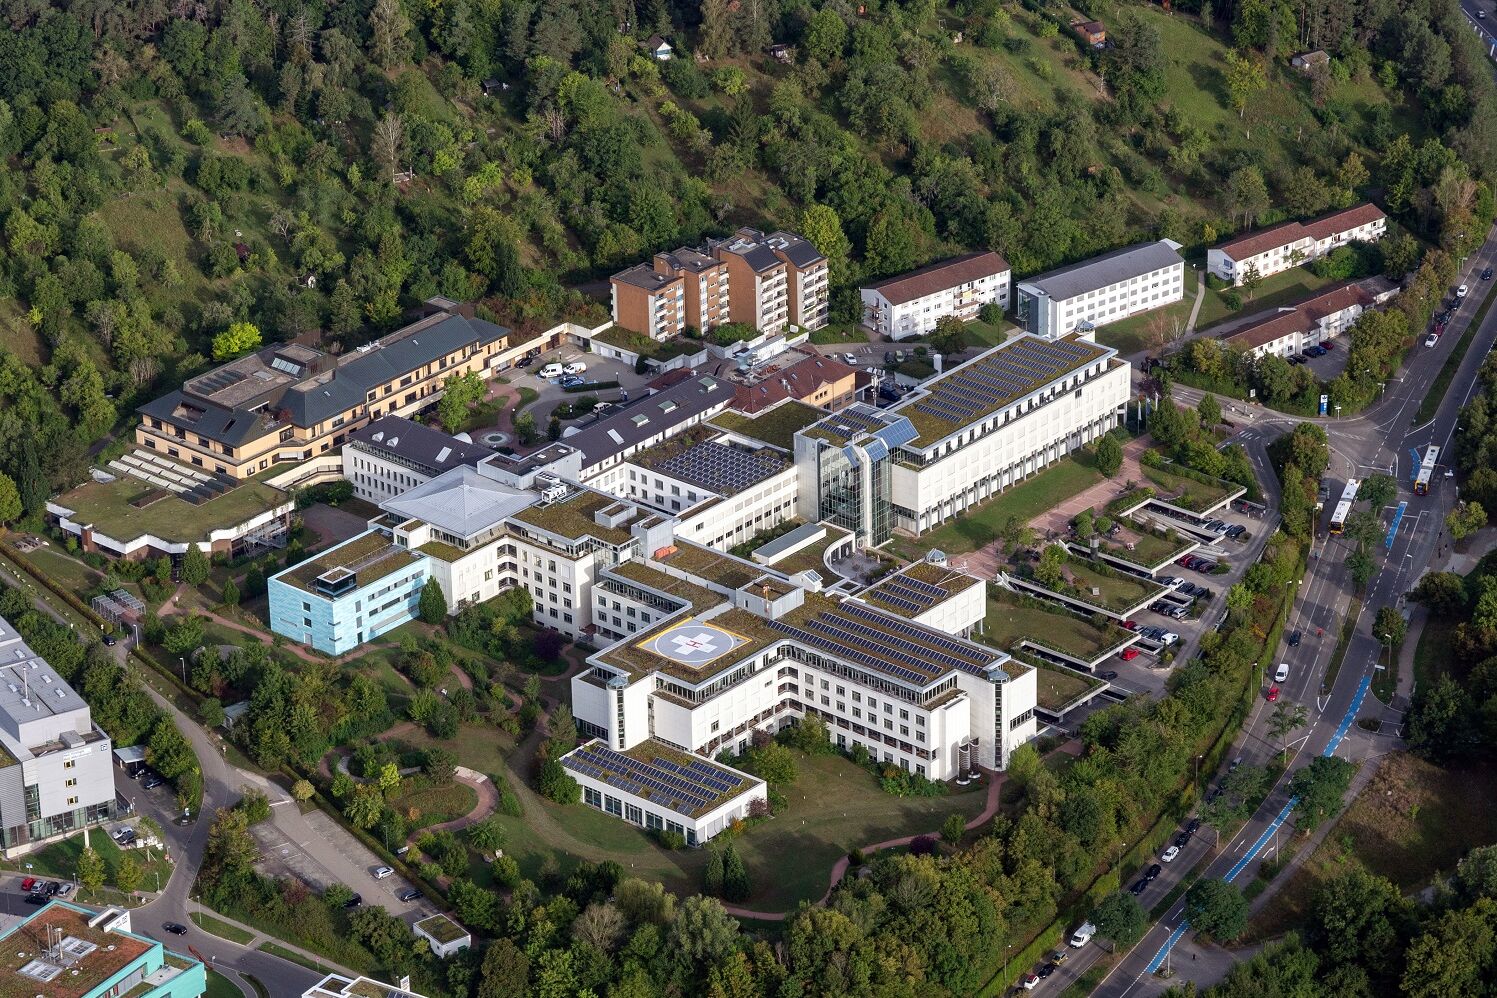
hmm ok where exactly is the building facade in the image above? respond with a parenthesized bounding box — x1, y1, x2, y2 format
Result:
(860, 251, 1012, 341)
(651, 248, 731, 333)
(609, 266, 686, 340)
(1207, 203, 1387, 285)
(305, 973, 428, 998)
(135, 303, 509, 480)
(0, 903, 206, 997)
(0, 618, 116, 854)
(343, 416, 494, 503)
(1218, 279, 1386, 359)
(1016, 240, 1186, 340)
(267, 532, 430, 655)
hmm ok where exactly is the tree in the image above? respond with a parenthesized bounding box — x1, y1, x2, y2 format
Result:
(345, 783, 385, 829)
(0, 472, 21, 525)
(1373, 606, 1407, 651)
(418, 577, 446, 625)
(1289, 755, 1355, 827)
(198, 698, 225, 728)
(211, 321, 261, 360)
(1406, 674, 1476, 761)
(804, 6, 849, 63)
(1411, 571, 1468, 616)
(1357, 474, 1397, 511)
(1096, 435, 1123, 477)
(377, 762, 402, 795)
(437, 371, 485, 433)
(220, 578, 240, 608)
(1268, 700, 1308, 761)
(1198, 393, 1222, 427)
(1035, 544, 1068, 589)
(466, 815, 505, 853)
(572, 901, 628, 953)
(670, 896, 741, 968)
(1226, 166, 1271, 228)
(1225, 49, 1267, 118)
(537, 758, 580, 804)
(1093, 890, 1148, 947)
(369, 0, 412, 68)
(291, 779, 315, 802)
(1185, 878, 1249, 940)
(1346, 546, 1376, 594)
(77, 846, 106, 893)
(1310, 866, 1407, 972)
(371, 112, 405, 179)
(1401, 899, 1497, 998)
(721, 841, 750, 901)
(181, 544, 209, 586)
(1447, 501, 1488, 542)
(942, 812, 966, 845)
(923, 315, 965, 357)
(703, 847, 725, 896)
(115, 854, 143, 894)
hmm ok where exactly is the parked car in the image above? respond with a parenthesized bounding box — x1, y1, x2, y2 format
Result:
(1426, 333, 1440, 348)
(1050, 950, 1069, 965)
(1038, 962, 1057, 979)
(1120, 648, 1139, 662)
(344, 894, 363, 909)
(1175, 832, 1191, 849)
(1144, 863, 1163, 881)
(1320, 340, 1334, 350)
(1122, 620, 1138, 630)
(102, 633, 116, 646)
(516, 355, 533, 367)
(1022, 972, 1040, 990)
(398, 888, 421, 902)
(56, 884, 73, 897)
(373, 866, 394, 880)
(1186, 817, 1202, 834)
(563, 361, 588, 376)
(843, 353, 858, 365)
(539, 362, 564, 379)
(163, 922, 188, 935)
(1275, 662, 1291, 683)
(1159, 631, 1180, 646)
(43, 882, 61, 896)
(1458, 284, 1469, 298)
(1100, 670, 1120, 681)
(1226, 524, 1246, 539)
(1162, 845, 1181, 863)
(20, 877, 36, 892)
(1483, 267, 1494, 281)
(24, 892, 46, 905)
(1130, 878, 1149, 896)
(1288, 630, 1302, 647)
(142, 774, 165, 790)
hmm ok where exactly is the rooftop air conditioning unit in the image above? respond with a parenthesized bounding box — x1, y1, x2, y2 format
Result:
(1090, 587, 1101, 597)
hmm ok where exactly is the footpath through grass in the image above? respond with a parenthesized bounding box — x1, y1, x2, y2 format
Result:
(1414, 277, 1497, 425)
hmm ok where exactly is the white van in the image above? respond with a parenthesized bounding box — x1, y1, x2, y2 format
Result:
(1069, 922, 1097, 948)
(539, 363, 564, 379)
(564, 361, 588, 376)
(1275, 663, 1290, 683)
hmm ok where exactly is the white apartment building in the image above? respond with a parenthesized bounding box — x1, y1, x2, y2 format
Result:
(1207, 203, 1387, 286)
(342, 417, 493, 503)
(1017, 240, 1186, 340)
(860, 251, 1012, 340)
(570, 548, 1036, 799)
(1219, 279, 1391, 359)
(586, 428, 798, 551)
(794, 336, 1129, 540)
(0, 617, 116, 854)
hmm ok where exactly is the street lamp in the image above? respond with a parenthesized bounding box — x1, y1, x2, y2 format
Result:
(178, 657, 186, 683)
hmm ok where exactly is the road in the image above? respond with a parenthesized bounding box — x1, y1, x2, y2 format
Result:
(997, 231, 1497, 998)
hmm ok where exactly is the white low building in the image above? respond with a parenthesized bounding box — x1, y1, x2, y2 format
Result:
(860, 252, 1012, 340)
(1016, 240, 1186, 340)
(571, 548, 1037, 788)
(305, 974, 429, 998)
(413, 914, 471, 959)
(343, 417, 494, 503)
(1207, 203, 1386, 286)
(794, 335, 1130, 541)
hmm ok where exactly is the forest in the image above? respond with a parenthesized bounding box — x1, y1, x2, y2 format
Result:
(0, 0, 1493, 514)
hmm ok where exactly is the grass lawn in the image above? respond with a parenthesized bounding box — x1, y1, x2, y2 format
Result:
(1196, 268, 1334, 331)
(389, 780, 478, 831)
(982, 592, 1128, 661)
(206, 970, 245, 998)
(1097, 293, 1197, 356)
(193, 912, 255, 944)
(392, 724, 519, 780)
(1140, 464, 1235, 513)
(257, 940, 343, 976)
(890, 455, 1104, 560)
(1031, 663, 1105, 712)
(809, 324, 869, 345)
(962, 318, 1015, 347)
(52, 476, 287, 544)
(1248, 753, 1497, 940)
(2, 830, 173, 896)
(1059, 559, 1163, 613)
(1413, 612, 1459, 689)
(710, 401, 825, 450)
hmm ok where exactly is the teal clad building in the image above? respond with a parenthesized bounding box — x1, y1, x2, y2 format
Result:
(0, 900, 206, 997)
(267, 530, 430, 655)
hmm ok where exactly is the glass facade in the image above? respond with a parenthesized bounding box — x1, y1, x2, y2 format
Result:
(813, 441, 894, 547)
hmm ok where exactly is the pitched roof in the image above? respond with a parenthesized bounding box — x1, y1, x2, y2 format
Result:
(732, 354, 858, 413)
(1215, 203, 1386, 260)
(863, 251, 1012, 305)
(563, 376, 732, 467)
(381, 465, 536, 540)
(1017, 241, 1183, 302)
(1218, 280, 1373, 349)
(348, 416, 494, 475)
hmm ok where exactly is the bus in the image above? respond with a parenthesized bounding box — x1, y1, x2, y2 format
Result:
(1414, 445, 1440, 496)
(1329, 479, 1359, 534)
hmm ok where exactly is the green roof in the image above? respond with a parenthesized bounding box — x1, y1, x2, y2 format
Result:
(710, 401, 826, 450)
(278, 532, 419, 594)
(53, 475, 288, 544)
(608, 560, 722, 613)
(654, 543, 765, 591)
(510, 489, 634, 545)
(415, 914, 469, 944)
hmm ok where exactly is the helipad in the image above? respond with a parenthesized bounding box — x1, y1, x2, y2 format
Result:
(641, 620, 750, 668)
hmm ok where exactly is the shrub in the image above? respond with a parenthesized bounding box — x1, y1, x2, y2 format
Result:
(656, 829, 686, 850)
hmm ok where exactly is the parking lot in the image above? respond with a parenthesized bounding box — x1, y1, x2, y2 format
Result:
(506, 349, 654, 428)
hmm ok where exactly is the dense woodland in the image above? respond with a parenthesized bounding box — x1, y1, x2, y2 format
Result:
(0, 0, 1492, 512)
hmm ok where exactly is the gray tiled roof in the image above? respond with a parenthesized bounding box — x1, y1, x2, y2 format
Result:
(563, 377, 732, 467)
(1018, 240, 1184, 302)
(348, 417, 494, 475)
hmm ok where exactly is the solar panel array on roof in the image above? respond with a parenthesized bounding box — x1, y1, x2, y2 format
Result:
(909, 337, 1104, 431)
(765, 617, 937, 686)
(564, 742, 744, 815)
(654, 440, 787, 495)
(193, 369, 248, 396)
(839, 602, 998, 676)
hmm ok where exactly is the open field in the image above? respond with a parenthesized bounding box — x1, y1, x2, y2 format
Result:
(890, 455, 1103, 560)
(1248, 753, 1497, 940)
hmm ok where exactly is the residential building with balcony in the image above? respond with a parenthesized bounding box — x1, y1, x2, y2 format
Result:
(1217, 277, 1399, 359)
(1207, 203, 1387, 285)
(1016, 240, 1186, 340)
(860, 251, 1012, 340)
(651, 248, 731, 333)
(0, 617, 116, 854)
(708, 230, 793, 332)
(0, 902, 206, 997)
(134, 301, 508, 480)
(609, 265, 686, 339)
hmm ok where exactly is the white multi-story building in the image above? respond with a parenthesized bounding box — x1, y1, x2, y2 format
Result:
(1017, 240, 1186, 340)
(1207, 203, 1387, 286)
(568, 548, 1036, 841)
(1218, 278, 1395, 359)
(794, 335, 1129, 541)
(343, 417, 494, 503)
(561, 375, 734, 479)
(0, 617, 117, 854)
(860, 251, 1012, 340)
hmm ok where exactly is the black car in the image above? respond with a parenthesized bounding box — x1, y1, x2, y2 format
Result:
(44, 881, 62, 896)
(102, 633, 116, 646)
(1186, 817, 1202, 834)
(1130, 878, 1148, 896)
(142, 775, 165, 790)
(1038, 962, 1057, 979)
(398, 888, 421, 902)
(163, 922, 188, 935)
(23, 892, 46, 905)
(1288, 630, 1302, 647)
(1099, 670, 1119, 681)
(1484, 267, 1494, 281)
(344, 894, 363, 909)
(1175, 832, 1191, 849)
(1145, 863, 1162, 881)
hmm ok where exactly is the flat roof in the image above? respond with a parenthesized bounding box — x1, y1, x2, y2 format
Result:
(509, 488, 635, 545)
(304, 973, 431, 998)
(1017, 240, 1183, 302)
(652, 543, 770, 592)
(611, 263, 681, 292)
(800, 402, 917, 449)
(50, 476, 287, 545)
(273, 531, 419, 596)
(858, 561, 980, 616)
(894, 334, 1113, 447)
(605, 561, 722, 613)
(561, 738, 761, 818)
(710, 400, 826, 450)
(632, 434, 788, 495)
(751, 523, 826, 563)
(0, 902, 153, 998)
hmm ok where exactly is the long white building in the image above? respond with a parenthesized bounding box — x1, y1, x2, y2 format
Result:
(794, 335, 1130, 541)
(1016, 240, 1186, 340)
(1207, 203, 1386, 286)
(860, 252, 1012, 341)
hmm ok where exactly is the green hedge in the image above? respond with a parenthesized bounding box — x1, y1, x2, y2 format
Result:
(564, 380, 621, 394)
(978, 920, 1066, 997)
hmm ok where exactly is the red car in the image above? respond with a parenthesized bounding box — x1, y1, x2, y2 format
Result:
(19, 877, 35, 892)
(1320, 340, 1334, 350)
(1122, 620, 1138, 630)
(1267, 685, 1280, 703)
(1121, 647, 1140, 661)
(1176, 556, 1194, 567)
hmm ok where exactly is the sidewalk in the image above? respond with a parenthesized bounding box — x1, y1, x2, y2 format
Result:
(186, 899, 360, 980)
